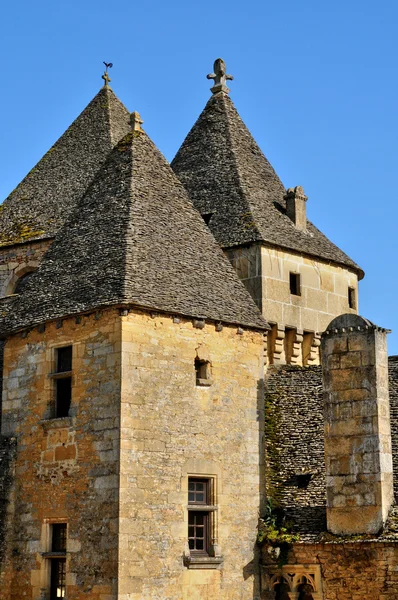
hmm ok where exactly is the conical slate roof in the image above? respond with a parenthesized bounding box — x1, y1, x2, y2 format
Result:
(1, 123, 268, 335)
(0, 86, 130, 247)
(171, 92, 363, 279)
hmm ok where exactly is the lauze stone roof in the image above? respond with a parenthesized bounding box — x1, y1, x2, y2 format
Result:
(0, 87, 130, 247)
(172, 92, 363, 279)
(0, 125, 268, 335)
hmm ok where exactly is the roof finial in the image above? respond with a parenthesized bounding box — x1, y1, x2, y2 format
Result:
(130, 111, 144, 133)
(102, 61, 113, 88)
(207, 58, 234, 95)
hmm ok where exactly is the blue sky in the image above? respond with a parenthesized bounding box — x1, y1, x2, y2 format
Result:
(1, 0, 397, 352)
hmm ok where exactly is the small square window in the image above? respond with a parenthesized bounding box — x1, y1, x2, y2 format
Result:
(195, 359, 211, 386)
(348, 287, 356, 309)
(289, 272, 301, 296)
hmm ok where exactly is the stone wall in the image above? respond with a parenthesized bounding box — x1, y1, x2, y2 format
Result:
(0, 239, 52, 298)
(118, 310, 265, 600)
(260, 246, 358, 333)
(388, 357, 398, 500)
(226, 244, 358, 366)
(281, 542, 398, 600)
(321, 315, 393, 535)
(0, 436, 16, 567)
(0, 309, 122, 600)
(264, 365, 326, 536)
(225, 244, 262, 311)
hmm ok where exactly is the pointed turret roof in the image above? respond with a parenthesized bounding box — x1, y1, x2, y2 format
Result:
(0, 86, 130, 247)
(2, 118, 268, 335)
(171, 86, 363, 279)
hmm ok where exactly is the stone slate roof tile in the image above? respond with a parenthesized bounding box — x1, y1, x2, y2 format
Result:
(172, 93, 364, 279)
(0, 87, 130, 247)
(1, 127, 268, 335)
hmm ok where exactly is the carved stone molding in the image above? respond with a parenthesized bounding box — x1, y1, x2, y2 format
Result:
(261, 564, 323, 599)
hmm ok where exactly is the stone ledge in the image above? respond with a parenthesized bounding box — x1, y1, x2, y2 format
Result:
(183, 554, 224, 569)
(40, 416, 74, 431)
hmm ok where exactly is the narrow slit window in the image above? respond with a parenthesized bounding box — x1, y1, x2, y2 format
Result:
(194, 358, 211, 386)
(47, 523, 67, 600)
(348, 287, 356, 309)
(289, 272, 301, 296)
(51, 346, 73, 418)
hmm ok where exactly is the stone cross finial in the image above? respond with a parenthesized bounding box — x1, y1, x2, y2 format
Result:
(207, 59, 234, 95)
(130, 111, 144, 132)
(102, 61, 113, 88)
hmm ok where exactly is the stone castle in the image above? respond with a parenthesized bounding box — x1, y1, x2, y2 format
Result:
(0, 59, 396, 599)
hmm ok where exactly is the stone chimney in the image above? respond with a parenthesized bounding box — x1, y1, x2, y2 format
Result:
(285, 186, 307, 231)
(321, 314, 393, 535)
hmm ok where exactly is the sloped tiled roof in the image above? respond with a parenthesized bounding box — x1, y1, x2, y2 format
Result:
(0, 125, 268, 335)
(172, 92, 364, 279)
(0, 86, 130, 247)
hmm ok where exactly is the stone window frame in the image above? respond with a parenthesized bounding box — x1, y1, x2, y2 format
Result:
(261, 564, 323, 599)
(182, 466, 223, 569)
(39, 519, 69, 600)
(47, 344, 74, 420)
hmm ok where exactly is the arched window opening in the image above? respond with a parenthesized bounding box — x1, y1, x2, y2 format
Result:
(13, 270, 36, 295)
(274, 577, 290, 600)
(297, 576, 314, 600)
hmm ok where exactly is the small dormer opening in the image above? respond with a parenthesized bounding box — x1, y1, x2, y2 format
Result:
(348, 287, 356, 309)
(289, 272, 301, 296)
(195, 358, 211, 386)
(202, 213, 213, 226)
(13, 270, 36, 294)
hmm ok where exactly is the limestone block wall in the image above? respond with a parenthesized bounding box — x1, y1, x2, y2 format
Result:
(225, 244, 262, 310)
(321, 315, 393, 535)
(226, 244, 358, 365)
(0, 310, 122, 600)
(261, 246, 358, 334)
(0, 239, 52, 297)
(118, 310, 265, 600)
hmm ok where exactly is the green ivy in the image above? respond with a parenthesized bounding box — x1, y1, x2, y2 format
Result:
(257, 497, 299, 567)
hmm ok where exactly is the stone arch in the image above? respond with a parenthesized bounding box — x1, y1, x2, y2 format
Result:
(4, 262, 39, 296)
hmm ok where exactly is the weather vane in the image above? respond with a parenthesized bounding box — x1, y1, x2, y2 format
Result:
(102, 62, 113, 88)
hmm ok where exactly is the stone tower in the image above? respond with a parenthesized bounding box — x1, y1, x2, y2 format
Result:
(0, 93, 268, 599)
(321, 314, 393, 535)
(172, 59, 363, 366)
